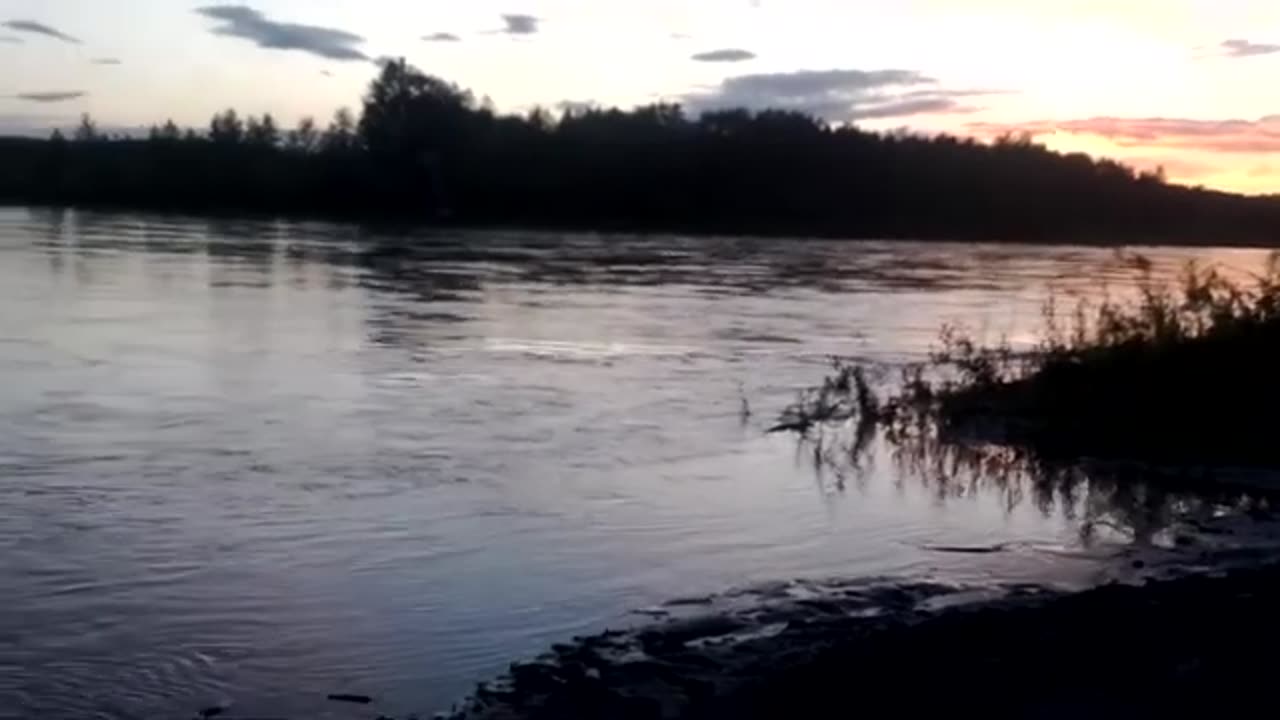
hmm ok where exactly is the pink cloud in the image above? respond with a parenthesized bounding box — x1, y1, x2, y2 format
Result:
(967, 116, 1280, 153)
(1221, 39, 1280, 58)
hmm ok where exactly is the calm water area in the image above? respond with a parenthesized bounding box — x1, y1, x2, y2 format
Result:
(1, 207, 1273, 718)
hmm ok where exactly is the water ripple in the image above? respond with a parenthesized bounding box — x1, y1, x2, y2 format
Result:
(2, 207, 1274, 718)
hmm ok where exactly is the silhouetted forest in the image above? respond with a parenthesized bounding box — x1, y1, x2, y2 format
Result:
(3, 59, 1279, 243)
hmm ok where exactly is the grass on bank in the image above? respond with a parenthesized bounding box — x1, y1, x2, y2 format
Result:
(776, 252, 1280, 467)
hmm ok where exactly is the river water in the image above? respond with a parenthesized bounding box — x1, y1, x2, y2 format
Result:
(1, 207, 1273, 719)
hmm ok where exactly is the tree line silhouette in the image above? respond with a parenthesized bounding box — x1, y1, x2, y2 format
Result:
(2, 58, 1278, 243)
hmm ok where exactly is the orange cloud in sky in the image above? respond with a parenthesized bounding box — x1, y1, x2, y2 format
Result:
(966, 117, 1280, 195)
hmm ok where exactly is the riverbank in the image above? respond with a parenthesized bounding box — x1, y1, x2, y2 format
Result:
(450, 551, 1280, 719)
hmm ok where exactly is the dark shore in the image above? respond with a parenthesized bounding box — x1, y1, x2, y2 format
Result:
(450, 556, 1280, 719)
(8, 58, 1280, 249)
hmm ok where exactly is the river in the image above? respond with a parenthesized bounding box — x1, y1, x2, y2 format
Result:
(1, 207, 1273, 719)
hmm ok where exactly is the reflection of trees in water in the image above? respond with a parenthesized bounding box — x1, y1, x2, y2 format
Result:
(20, 215, 974, 354)
(21, 209, 1259, 370)
(21, 208, 353, 287)
(21, 209, 1235, 302)
(800, 420, 1267, 547)
(13, 210, 492, 350)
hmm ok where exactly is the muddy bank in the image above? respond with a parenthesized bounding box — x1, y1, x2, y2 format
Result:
(450, 546, 1280, 719)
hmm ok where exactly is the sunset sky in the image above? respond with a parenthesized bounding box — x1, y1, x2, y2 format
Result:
(3, 1, 1280, 193)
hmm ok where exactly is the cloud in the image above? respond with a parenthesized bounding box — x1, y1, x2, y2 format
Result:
(0, 35, 23, 44)
(1, 20, 80, 44)
(1221, 39, 1280, 58)
(91, 57, 121, 65)
(195, 5, 368, 61)
(320, 69, 333, 77)
(0, 112, 76, 136)
(967, 116, 1280, 154)
(0, 113, 143, 138)
(424, 32, 461, 42)
(683, 69, 993, 122)
(500, 14, 539, 35)
(692, 48, 756, 62)
(848, 97, 979, 120)
(13, 91, 87, 103)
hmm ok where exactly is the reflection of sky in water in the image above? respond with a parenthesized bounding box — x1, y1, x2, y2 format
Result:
(0, 207, 1275, 719)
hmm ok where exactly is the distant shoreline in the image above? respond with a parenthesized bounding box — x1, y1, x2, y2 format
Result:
(7, 201, 1280, 251)
(4, 59, 1280, 251)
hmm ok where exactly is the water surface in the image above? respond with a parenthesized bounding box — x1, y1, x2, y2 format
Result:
(0, 208, 1272, 719)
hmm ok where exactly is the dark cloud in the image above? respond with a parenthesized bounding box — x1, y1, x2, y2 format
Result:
(1221, 39, 1280, 58)
(195, 5, 368, 61)
(424, 32, 461, 42)
(692, 48, 756, 62)
(1, 20, 80, 44)
(501, 14, 539, 35)
(13, 91, 87, 103)
(967, 116, 1280, 154)
(91, 57, 121, 65)
(683, 69, 991, 122)
(848, 97, 979, 120)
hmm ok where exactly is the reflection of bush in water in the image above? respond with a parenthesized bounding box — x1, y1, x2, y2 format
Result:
(806, 424, 1265, 546)
(776, 254, 1280, 543)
